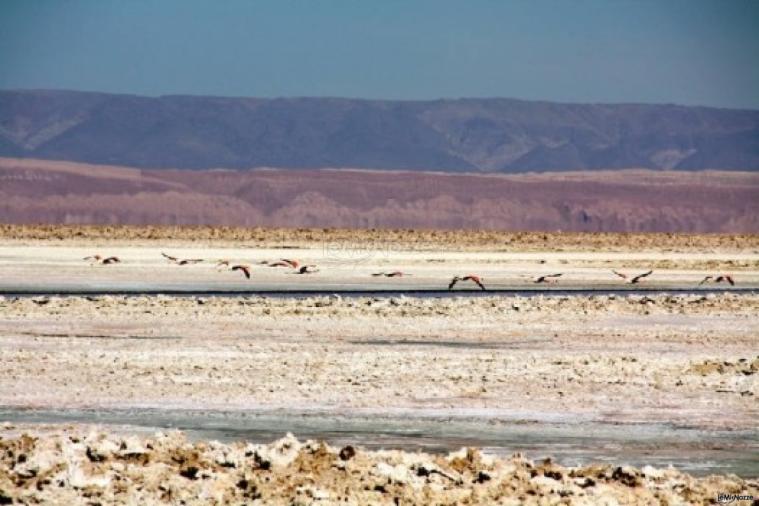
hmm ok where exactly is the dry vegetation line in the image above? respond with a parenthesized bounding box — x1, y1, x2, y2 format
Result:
(2, 224, 758, 251)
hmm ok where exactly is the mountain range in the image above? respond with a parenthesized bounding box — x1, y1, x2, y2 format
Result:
(1, 89, 758, 172)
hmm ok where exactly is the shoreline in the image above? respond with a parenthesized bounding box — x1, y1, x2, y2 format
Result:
(2, 406, 758, 479)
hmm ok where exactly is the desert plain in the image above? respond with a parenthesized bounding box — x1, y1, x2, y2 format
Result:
(0, 225, 757, 504)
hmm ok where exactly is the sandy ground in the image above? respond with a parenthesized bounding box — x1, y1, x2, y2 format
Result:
(0, 292, 757, 430)
(0, 230, 757, 503)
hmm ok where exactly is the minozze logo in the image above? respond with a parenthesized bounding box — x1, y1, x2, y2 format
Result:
(321, 239, 397, 266)
(716, 493, 754, 504)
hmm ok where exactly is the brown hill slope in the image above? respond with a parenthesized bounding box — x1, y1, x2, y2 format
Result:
(0, 158, 757, 232)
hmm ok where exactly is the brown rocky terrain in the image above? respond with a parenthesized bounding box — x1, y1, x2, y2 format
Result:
(1, 157, 758, 233)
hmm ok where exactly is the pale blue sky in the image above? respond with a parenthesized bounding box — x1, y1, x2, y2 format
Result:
(1, 0, 758, 108)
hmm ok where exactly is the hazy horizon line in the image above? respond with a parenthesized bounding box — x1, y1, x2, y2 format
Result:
(4, 87, 759, 112)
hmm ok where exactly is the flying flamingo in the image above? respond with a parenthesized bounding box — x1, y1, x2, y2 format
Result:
(630, 270, 654, 284)
(612, 270, 654, 284)
(448, 275, 486, 291)
(162, 252, 204, 265)
(231, 265, 251, 279)
(698, 274, 734, 286)
(177, 259, 204, 265)
(84, 254, 120, 265)
(534, 273, 562, 284)
(372, 271, 409, 277)
(269, 259, 300, 269)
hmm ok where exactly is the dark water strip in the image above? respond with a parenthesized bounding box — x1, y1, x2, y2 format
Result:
(1, 288, 756, 298)
(1, 407, 756, 477)
(348, 339, 554, 349)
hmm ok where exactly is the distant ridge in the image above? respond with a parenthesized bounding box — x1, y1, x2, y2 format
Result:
(1, 158, 757, 232)
(1, 89, 758, 172)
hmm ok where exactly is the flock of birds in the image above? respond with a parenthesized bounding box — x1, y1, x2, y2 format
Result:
(82, 253, 736, 291)
(159, 253, 320, 279)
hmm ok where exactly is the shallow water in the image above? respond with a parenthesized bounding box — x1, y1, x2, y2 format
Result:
(1, 407, 756, 477)
(349, 338, 554, 349)
(1, 286, 755, 298)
